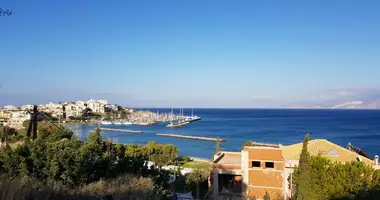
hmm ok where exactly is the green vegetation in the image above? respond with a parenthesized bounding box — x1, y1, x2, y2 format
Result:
(0, 125, 174, 200)
(292, 134, 380, 200)
(185, 169, 209, 200)
(125, 141, 179, 166)
(294, 133, 316, 200)
(0, 125, 24, 142)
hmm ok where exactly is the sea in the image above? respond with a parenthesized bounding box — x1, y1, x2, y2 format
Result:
(66, 109, 380, 159)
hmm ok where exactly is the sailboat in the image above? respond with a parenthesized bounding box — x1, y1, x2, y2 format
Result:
(166, 108, 190, 128)
(187, 108, 201, 122)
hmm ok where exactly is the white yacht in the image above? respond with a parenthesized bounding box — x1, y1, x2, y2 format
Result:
(123, 121, 133, 125)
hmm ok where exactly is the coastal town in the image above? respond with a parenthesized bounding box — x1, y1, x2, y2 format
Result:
(0, 99, 202, 130)
(0, 99, 119, 129)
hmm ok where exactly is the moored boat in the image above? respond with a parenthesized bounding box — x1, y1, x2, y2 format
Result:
(123, 121, 133, 125)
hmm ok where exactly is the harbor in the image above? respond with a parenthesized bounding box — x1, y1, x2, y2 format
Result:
(156, 133, 226, 142)
(98, 127, 143, 134)
(101, 108, 202, 128)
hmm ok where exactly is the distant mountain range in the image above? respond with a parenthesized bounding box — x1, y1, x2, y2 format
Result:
(331, 100, 380, 109)
(282, 100, 380, 109)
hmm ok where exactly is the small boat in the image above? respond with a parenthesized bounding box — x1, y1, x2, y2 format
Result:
(123, 121, 133, 125)
(188, 108, 201, 122)
(114, 122, 122, 125)
(188, 116, 202, 122)
(101, 121, 112, 125)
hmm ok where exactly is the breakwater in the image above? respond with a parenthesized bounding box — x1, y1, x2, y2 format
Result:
(156, 133, 226, 142)
(98, 127, 143, 134)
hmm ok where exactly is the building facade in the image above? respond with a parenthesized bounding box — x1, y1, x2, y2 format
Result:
(211, 140, 378, 200)
(7, 110, 31, 129)
(0, 111, 12, 126)
(211, 143, 284, 199)
(86, 99, 107, 113)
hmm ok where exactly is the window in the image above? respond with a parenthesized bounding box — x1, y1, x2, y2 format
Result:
(265, 162, 274, 168)
(252, 161, 261, 167)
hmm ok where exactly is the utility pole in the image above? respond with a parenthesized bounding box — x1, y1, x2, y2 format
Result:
(216, 137, 220, 153)
(27, 105, 38, 139)
(32, 105, 38, 139)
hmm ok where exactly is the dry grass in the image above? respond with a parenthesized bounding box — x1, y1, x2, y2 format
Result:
(0, 175, 163, 200)
(182, 161, 211, 169)
(80, 174, 158, 199)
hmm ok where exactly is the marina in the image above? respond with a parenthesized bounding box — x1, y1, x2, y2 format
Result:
(98, 127, 143, 134)
(156, 133, 226, 142)
(100, 108, 202, 128)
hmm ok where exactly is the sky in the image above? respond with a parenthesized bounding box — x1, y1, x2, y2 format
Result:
(1, 0, 380, 108)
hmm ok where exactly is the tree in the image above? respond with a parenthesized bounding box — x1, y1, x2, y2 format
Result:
(263, 192, 270, 200)
(82, 107, 93, 120)
(185, 169, 209, 200)
(294, 133, 316, 200)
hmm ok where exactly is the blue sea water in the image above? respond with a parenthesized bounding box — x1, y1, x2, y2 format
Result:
(67, 109, 380, 159)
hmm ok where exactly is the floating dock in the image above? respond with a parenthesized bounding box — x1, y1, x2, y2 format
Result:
(156, 133, 226, 142)
(98, 127, 143, 134)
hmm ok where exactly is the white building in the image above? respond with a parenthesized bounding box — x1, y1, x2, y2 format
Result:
(21, 105, 34, 110)
(43, 102, 63, 118)
(64, 103, 86, 119)
(8, 110, 31, 129)
(3, 105, 18, 111)
(86, 99, 106, 113)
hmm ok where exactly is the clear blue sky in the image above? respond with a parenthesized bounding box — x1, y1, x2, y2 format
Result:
(1, 0, 380, 108)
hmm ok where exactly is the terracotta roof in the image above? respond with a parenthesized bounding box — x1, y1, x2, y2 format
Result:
(282, 139, 373, 165)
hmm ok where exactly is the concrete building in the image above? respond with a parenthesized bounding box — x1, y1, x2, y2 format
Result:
(0, 110, 12, 126)
(3, 105, 18, 111)
(21, 105, 34, 110)
(64, 103, 86, 119)
(86, 99, 106, 113)
(211, 139, 378, 200)
(8, 110, 30, 129)
(211, 143, 284, 199)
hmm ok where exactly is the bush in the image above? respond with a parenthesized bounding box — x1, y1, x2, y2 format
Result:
(0, 175, 167, 200)
(180, 156, 192, 163)
(125, 141, 179, 166)
(292, 156, 380, 200)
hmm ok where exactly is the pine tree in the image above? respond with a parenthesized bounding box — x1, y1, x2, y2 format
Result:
(294, 133, 316, 200)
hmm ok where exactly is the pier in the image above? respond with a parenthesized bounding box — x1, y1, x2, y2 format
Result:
(98, 127, 143, 134)
(156, 133, 226, 142)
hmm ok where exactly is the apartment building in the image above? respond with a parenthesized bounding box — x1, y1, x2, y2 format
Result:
(63, 103, 86, 119)
(7, 110, 31, 129)
(3, 105, 18, 111)
(0, 110, 12, 126)
(86, 99, 107, 113)
(211, 139, 378, 200)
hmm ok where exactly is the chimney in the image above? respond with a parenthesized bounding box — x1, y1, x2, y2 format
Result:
(375, 155, 379, 166)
